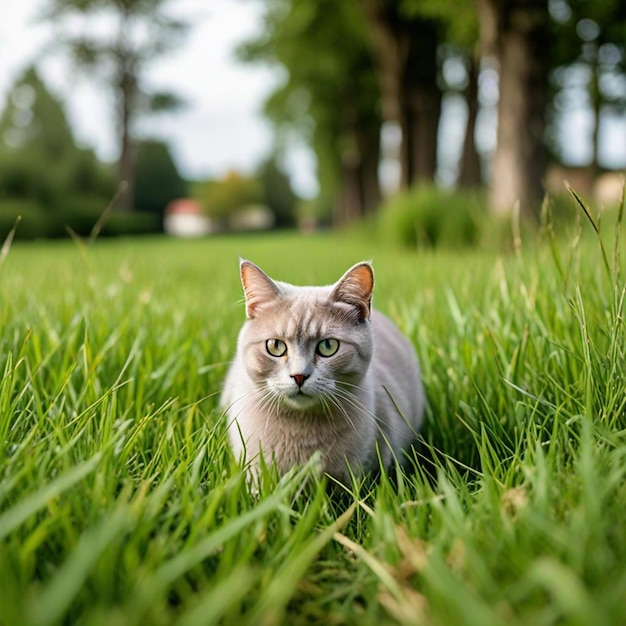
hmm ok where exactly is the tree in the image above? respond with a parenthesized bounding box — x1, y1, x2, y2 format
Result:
(239, 0, 382, 225)
(256, 154, 299, 228)
(478, 0, 551, 219)
(400, 0, 483, 188)
(42, 0, 189, 212)
(134, 140, 187, 218)
(0, 66, 113, 212)
(361, 0, 443, 189)
(550, 0, 626, 175)
(195, 172, 263, 220)
(0, 66, 75, 161)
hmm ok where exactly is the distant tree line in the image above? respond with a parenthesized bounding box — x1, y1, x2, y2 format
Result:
(35, 0, 301, 227)
(0, 65, 299, 238)
(241, 0, 626, 225)
(0, 0, 301, 239)
(0, 66, 186, 238)
(2, 0, 623, 238)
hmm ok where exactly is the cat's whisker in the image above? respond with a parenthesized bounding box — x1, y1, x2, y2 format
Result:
(329, 390, 374, 435)
(318, 395, 335, 423)
(253, 384, 283, 435)
(324, 392, 361, 437)
(332, 386, 420, 441)
(330, 390, 406, 465)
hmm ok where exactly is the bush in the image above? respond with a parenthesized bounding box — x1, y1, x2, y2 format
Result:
(100, 211, 162, 236)
(194, 172, 263, 219)
(0, 200, 52, 240)
(540, 191, 596, 237)
(134, 140, 187, 218)
(48, 196, 109, 238)
(256, 155, 299, 228)
(0, 199, 161, 241)
(377, 185, 486, 250)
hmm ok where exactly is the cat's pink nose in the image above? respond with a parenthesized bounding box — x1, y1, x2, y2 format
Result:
(291, 374, 309, 388)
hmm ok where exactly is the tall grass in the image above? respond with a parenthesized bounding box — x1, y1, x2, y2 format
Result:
(0, 207, 625, 625)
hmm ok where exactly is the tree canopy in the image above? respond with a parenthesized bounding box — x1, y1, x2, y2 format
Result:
(239, 0, 382, 225)
(0, 66, 114, 214)
(134, 140, 187, 218)
(241, 0, 626, 221)
(42, 0, 189, 211)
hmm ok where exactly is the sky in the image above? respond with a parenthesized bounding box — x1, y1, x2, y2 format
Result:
(0, 0, 318, 196)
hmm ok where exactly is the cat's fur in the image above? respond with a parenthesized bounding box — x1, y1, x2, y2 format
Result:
(220, 259, 425, 483)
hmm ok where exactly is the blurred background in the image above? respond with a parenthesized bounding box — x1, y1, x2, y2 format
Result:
(0, 0, 625, 243)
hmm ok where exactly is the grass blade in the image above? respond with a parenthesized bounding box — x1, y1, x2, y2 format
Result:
(568, 186, 612, 279)
(0, 454, 101, 541)
(27, 503, 129, 626)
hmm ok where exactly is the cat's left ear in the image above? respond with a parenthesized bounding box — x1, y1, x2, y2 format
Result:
(330, 262, 374, 322)
(240, 259, 281, 319)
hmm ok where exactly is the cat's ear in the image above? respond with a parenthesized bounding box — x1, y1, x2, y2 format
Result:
(240, 259, 281, 319)
(330, 262, 374, 322)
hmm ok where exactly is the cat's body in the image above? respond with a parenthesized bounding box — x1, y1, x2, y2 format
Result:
(220, 260, 424, 483)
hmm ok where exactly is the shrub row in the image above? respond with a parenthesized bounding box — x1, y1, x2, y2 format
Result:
(0, 199, 161, 240)
(376, 185, 486, 250)
(373, 185, 599, 251)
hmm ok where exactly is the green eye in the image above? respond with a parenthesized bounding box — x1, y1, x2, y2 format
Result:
(316, 338, 339, 357)
(266, 339, 287, 357)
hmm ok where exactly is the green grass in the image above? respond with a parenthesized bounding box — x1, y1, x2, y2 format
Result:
(1, 218, 625, 625)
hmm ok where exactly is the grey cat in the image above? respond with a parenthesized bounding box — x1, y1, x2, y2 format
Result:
(220, 259, 425, 483)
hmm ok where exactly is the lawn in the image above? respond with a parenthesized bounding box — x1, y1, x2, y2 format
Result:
(0, 220, 625, 625)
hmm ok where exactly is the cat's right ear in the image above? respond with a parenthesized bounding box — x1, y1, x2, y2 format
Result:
(330, 262, 374, 322)
(240, 259, 281, 319)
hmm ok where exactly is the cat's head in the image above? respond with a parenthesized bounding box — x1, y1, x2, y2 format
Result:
(237, 260, 374, 412)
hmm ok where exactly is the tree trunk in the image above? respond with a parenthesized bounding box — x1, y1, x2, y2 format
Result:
(362, 1, 409, 189)
(332, 70, 382, 225)
(115, 6, 136, 212)
(359, 129, 381, 215)
(117, 72, 135, 213)
(481, 0, 550, 219)
(398, 85, 414, 189)
(335, 154, 362, 227)
(362, 1, 441, 191)
(409, 86, 441, 183)
(406, 21, 441, 184)
(589, 48, 601, 177)
(334, 114, 381, 225)
(458, 52, 482, 188)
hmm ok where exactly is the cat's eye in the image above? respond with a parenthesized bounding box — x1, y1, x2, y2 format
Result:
(316, 338, 340, 357)
(266, 339, 287, 357)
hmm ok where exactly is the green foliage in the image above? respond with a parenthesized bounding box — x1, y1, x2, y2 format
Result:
(239, 0, 380, 221)
(0, 151, 62, 207)
(0, 66, 158, 238)
(0, 65, 117, 238)
(98, 210, 162, 236)
(194, 171, 263, 219)
(42, 0, 190, 210)
(0, 200, 49, 239)
(0, 67, 109, 207)
(0, 148, 114, 205)
(0, 212, 626, 623)
(402, 0, 479, 51)
(256, 154, 299, 228)
(0, 202, 161, 240)
(0, 66, 74, 159)
(134, 140, 187, 218)
(377, 185, 486, 249)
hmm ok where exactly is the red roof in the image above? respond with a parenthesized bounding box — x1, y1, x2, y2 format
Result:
(165, 198, 203, 215)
